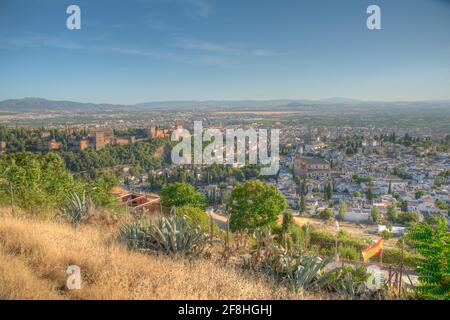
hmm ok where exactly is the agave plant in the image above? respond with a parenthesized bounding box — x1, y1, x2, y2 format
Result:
(147, 214, 210, 255)
(334, 271, 369, 298)
(283, 254, 336, 292)
(120, 219, 152, 250)
(121, 214, 210, 256)
(253, 243, 336, 293)
(330, 264, 389, 299)
(60, 191, 94, 225)
(263, 252, 336, 293)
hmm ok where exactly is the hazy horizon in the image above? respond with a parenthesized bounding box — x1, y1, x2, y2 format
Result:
(2, 96, 450, 107)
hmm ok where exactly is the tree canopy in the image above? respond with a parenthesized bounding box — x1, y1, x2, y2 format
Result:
(160, 182, 206, 210)
(227, 180, 286, 232)
(408, 218, 450, 300)
(0, 152, 115, 215)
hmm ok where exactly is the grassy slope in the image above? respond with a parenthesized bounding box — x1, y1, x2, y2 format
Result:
(0, 211, 315, 300)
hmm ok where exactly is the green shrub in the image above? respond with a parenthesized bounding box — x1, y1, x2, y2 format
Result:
(396, 211, 419, 226)
(339, 245, 359, 260)
(228, 181, 286, 232)
(288, 225, 302, 245)
(381, 247, 419, 268)
(176, 205, 220, 235)
(341, 264, 369, 283)
(281, 211, 294, 234)
(380, 230, 393, 240)
(271, 224, 283, 235)
(338, 203, 347, 220)
(160, 182, 206, 209)
(319, 247, 333, 257)
(0, 152, 80, 214)
(288, 224, 311, 253)
(407, 218, 449, 299)
(319, 208, 333, 220)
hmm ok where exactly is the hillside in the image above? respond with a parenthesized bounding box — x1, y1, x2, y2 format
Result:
(0, 211, 313, 300)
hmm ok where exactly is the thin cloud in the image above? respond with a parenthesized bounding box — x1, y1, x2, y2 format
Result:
(190, 0, 214, 17)
(144, 17, 180, 32)
(1, 34, 233, 67)
(175, 38, 277, 57)
(4, 35, 84, 50)
(177, 38, 237, 54)
(184, 0, 214, 19)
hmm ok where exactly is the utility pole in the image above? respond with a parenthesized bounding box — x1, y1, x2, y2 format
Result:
(209, 209, 213, 239)
(226, 213, 231, 251)
(399, 239, 405, 296)
(335, 219, 340, 262)
(335, 234, 339, 262)
(9, 182, 14, 215)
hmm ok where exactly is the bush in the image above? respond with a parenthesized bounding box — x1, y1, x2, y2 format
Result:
(370, 206, 380, 224)
(381, 247, 418, 268)
(160, 182, 206, 209)
(281, 211, 294, 234)
(0, 152, 80, 214)
(176, 205, 220, 235)
(407, 218, 450, 299)
(319, 208, 333, 220)
(387, 204, 398, 223)
(339, 245, 359, 260)
(286, 224, 311, 253)
(380, 230, 393, 240)
(271, 224, 283, 235)
(396, 211, 419, 226)
(338, 203, 347, 220)
(228, 181, 287, 232)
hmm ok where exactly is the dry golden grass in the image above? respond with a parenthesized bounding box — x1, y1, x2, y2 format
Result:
(0, 210, 316, 300)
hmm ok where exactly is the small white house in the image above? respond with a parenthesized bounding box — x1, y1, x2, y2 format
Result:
(377, 225, 406, 236)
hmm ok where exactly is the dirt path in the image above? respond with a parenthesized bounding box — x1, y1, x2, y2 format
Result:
(293, 216, 398, 248)
(207, 210, 229, 230)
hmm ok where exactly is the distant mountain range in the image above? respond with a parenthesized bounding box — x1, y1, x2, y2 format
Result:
(132, 97, 365, 109)
(0, 98, 127, 112)
(0, 97, 449, 112)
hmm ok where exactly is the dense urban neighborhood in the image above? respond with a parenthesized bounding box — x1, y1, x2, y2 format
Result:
(1, 105, 449, 301)
(1, 103, 448, 236)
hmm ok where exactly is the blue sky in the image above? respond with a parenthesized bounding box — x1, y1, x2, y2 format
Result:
(0, 0, 449, 104)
